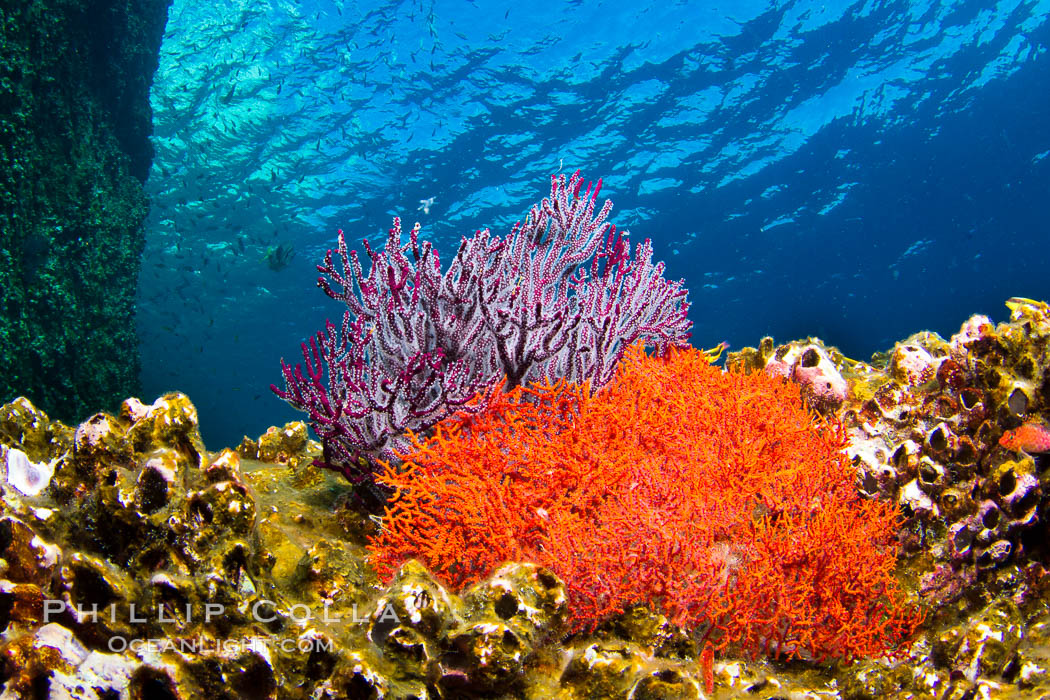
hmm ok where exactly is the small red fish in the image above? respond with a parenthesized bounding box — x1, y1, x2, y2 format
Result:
(999, 422, 1050, 453)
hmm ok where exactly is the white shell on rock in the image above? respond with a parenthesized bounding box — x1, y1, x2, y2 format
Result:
(3, 623, 144, 700)
(35, 622, 89, 665)
(4, 447, 55, 497)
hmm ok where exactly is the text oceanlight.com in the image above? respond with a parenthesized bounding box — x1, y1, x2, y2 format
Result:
(106, 636, 336, 654)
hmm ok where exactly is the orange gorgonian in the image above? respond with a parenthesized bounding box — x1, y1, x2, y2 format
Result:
(368, 344, 922, 661)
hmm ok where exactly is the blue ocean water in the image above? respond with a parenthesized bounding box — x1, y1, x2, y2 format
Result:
(137, 0, 1050, 450)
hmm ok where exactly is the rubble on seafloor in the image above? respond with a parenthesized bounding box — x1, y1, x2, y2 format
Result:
(2, 298, 1050, 698)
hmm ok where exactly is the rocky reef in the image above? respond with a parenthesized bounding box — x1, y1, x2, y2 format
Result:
(2, 298, 1050, 698)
